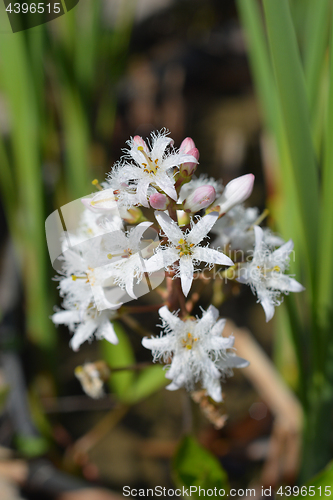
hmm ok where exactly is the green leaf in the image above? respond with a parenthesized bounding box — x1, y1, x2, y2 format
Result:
(292, 460, 333, 498)
(173, 435, 229, 498)
(317, 5, 333, 343)
(0, 385, 10, 413)
(236, 0, 278, 134)
(100, 322, 135, 402)
(128, 364, 167, 404)
(303, 0, 331, 119)
(263, 0, 319, 281)
(16, 435, 49, 458)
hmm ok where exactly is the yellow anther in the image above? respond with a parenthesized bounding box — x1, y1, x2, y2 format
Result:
(188, 333, 192, 338)
(273, 266, 280, 272)
(178, 239, 185, 245)
(71, 274, 87, 281)
(190, 243, 195, 247)
(179, 252, 184, 257)
(138, 147, 159, 174)
(107, 253, 112, 259)
(186, 345, 192, 350)
(92, 179, 103, 191)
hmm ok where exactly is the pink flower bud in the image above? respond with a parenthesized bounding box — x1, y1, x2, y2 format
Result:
(179, 147, 200, 177)
(183, 185, 216, 213)
(149, 193, 170, 210)
(180, 137, 196, 154)
(215, 174, 255, 215)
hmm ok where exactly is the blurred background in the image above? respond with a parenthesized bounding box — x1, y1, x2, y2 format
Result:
(0, 0, 330, 498)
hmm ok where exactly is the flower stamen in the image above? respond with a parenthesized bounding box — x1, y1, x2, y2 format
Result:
(182, 332, 198, 350)
(138, 146, 159, 174)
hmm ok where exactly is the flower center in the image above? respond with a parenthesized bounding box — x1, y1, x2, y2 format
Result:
(122, 248, 133, 258)
(175, 238, 194, 257)
(138, 146, 159, 174)
(182, 332, 198, 350)
(256, 265, 280, 278)
(72, 267, 95, 285)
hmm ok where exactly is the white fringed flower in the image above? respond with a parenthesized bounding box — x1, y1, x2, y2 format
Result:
(142, 305, 248, 402)
(146, 211, 233, 296)
(51, 210, 125, 350)
(212, 205, 284, 253)
(52, 246, 122, 351)
(237, 225, 305, 321)
(52, 305, 119, 352)
(93, 221, 156, 299)
(108, 130, 198, 208)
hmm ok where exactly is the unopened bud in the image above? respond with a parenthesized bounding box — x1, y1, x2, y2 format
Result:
(149, 193, 170, 210)
(179, 147, 199, 178)
(183, 185, 216, 213)
(180, 137, 196, 154)
(215, 174, 254, 215)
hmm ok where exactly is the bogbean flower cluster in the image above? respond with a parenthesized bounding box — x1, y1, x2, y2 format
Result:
(52, 130, 304, 402)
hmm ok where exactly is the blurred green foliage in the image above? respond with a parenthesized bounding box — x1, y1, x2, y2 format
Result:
(237, 0, 333, 479)
(172, 435, 229, 498)
(0, 0, 134, 349)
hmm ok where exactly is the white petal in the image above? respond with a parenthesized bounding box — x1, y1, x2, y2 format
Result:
(165, 381, 181, 391)
(52, 310, 80, 325)
(156, 175, 177, 200)
(142, 334, 173, 352)
(179, 256, 194, 296)
(162, 152, 198, 170)
(70, 320, 97, 351)
(146, 248, 178, 272)
(236, 265, 251, 283)
(266, 275, 305, 293)
(196, 305, 219, 332)
(151, 135, 173, 160)
(253, 225, 264, 253)
(193, 247, 233, 267)
(271, 239, 294, 263)
(205, 378, 222, 403)
(205, 336, 233, 351)
(259, 294, 275, 322)
(158, 305, 183, 330)
(89, 188, 117, 211)
(91, 283, 123, 311)
(155, 211, 183, 244)
(187, 212, 219, 245)
(222, 353, 249, 369)
(128, 221, 153, 250)
(210, 318, 227, 337)
(136, 178, 150, 207)
(125, 275, 136, 299)
(132, 149, 149, 167)
(97, 319, 119, 344)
